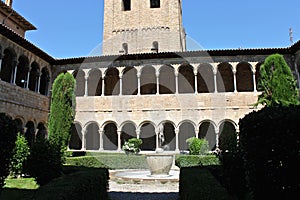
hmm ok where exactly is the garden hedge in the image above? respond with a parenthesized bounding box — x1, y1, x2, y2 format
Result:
(239, 106, 300, 199)
(175, 154, 220, 168)
(179, 166, 232, 200)
(27, 167, 109, 200)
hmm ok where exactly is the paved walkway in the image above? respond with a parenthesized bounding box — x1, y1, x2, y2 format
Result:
(108, 171, 180, 200)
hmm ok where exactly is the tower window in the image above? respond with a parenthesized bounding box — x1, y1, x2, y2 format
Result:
(151, 41, 159, 53)
(120, 43, 128, 54)
(123, 0, 131, 11)
(150, 0, 160, 8)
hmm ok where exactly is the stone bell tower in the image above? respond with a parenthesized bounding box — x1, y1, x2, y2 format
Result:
(102, 0, 186, 55)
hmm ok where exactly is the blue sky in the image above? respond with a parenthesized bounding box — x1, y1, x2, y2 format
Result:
(12, 0, 300, 58)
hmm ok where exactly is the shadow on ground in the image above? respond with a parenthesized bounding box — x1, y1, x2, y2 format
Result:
(109, 192, 179, 200)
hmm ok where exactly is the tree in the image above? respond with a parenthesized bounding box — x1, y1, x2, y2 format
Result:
(48, 72, 76, 153)
(256, 54, 299, 107)
(0, 113, 17, 191)
(10, 133, 30, 178)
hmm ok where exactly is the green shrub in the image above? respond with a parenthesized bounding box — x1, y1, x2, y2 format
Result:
(175, 155, 220, 168)
(0, 113, 17, 191)
(179, 166, 232, 200)
(186, 137, 209, 155)
(27, 139, 63, 186)
(27, 168, 109, 200)
(10, 133, 30, 177)
(65, 156, 108, 168)
(239, 106, 300, 199)
(122, 138, 143, 154)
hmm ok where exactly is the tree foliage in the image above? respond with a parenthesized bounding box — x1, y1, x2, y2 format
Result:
(48, 72, 76, 151)
(256, 54, 299, 107)
(0, 113, 17, 190)
(10, 133, 30, 177)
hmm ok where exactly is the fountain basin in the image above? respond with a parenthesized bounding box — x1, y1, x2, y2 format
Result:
(146, 152, 175, 177)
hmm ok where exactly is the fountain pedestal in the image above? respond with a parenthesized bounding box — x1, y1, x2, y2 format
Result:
(146, 149, 175, 177)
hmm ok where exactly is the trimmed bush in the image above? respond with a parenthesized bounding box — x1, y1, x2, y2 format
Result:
(65, 156, 108, 168)
(0, 113, 17, 191)
(27, 139, 63, 186)
(179, 166, 232, 200)
(10, 133, 30, 177)
(239, 106, 300, 199)
(27, 168, 109, 200)
(175, 155, 220, 168)
(186, 137, 210, 155)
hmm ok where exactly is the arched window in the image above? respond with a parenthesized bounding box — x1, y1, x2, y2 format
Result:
(25, 121, 35, 147)
(121, 122, 137, 147)
(141, 66, 156, 95)
(36, 123, 47, 140)
(39, 68, 50, 95)
(86, 123, 100, 150)
(199, 121, 216, 150)
(120, 43, 128, 54)
(217, 63, 234, 92)
(159, 65, 175, 94)
(69, 123, 82, 150)
(16, 56, 29, 88)
(151, 41, 159, 53)
(28, 62, 40, 92)
(122, 0, 131, 11)
(150, 0, 160, 8)
(219, 121, 237, 152)
(178, 122, 195, 151)
(236, 62, 254, 92)
(103, 123, 118, 150)
(161, 122, 176, 151)
(105, 68, 120, 96)
(198, 64, 215, 93)
(88, 68, 102, 96)
(178, 64, 195, 93)
(0, 48, 16, 83)
(140, 123, 156, 151)
(73, 70, 85, 96)
(122, 67, 138, 95)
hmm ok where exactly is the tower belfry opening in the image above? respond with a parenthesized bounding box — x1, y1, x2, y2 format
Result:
(5, 0, 13, 7)
(102, 0, 186, 55)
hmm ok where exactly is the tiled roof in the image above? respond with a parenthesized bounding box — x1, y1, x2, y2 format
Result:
(0, 1, 36, 31)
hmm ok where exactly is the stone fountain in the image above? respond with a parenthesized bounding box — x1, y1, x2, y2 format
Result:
(145, 129, 175, 177)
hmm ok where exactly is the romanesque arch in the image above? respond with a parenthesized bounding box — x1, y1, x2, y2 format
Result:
(105, 68, 120, 96)
(236, 62, 254, 92)
(122, 67, 138, 95)
(39, 67, 50, 95)
(198, 121, 216, 150)
(25, 121, 35, 147)
(85, 122, 100, 150)
(36, 122, 47, 140)
(88, 68, 102, 96)
(73, 70, 85, 96)
(121, 122, 137, 147)
(140, 122, 156, 151)
(0, 48, 16, 83)
(160, 121, 176, 151)
(218, 120, 237, 151)
(69, 122, 82, 150)
(198, 63, 215, 93)
(178, 121, 196, 151)
(14, 118, 24, 134)
(103, 122, 118, 150)
(159, 65, 175, 94)
(16, 55, 29, 88)
(217, 63, 234, 92)
(28, 62, 40, 92)
(178, 64, 195, 94)
(141, 66, 156, 95)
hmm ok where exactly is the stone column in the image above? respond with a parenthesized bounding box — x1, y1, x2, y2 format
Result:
(137, 70, 141, 95)
(101, 77, 105, 96)
(136, 130, 141, 139)
(233, 69, 237, 93)
(13, 61, 18, 85)
(119, 74, 123, 96)
(175, 128, 180, 152)
(81, 128, 87, 151)
(215, 127, 219, 149)
(117, 130, 122, 151)
(84, 74, 88, 97)
(194, 69, 198, 94)
(155, 128, 159, 150)
(26, 70, 30, 89)
(175, 71, 179, 94)
(37, 73, 41, 93)
(252, 70, 257, 92)
(213, 70, 218, 93)
(99, 129, 104, 151)
(156, 71, 159, 95)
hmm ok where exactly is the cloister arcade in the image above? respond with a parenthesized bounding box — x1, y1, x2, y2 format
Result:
(69, 119, 237, 152)
(71, 62, 262, 97)
(0, 46, 51, 96)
